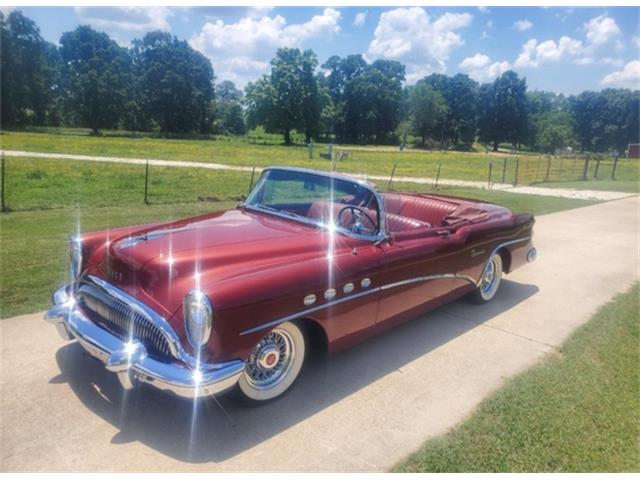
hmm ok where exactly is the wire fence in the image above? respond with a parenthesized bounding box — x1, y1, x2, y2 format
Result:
(0, 151, 634, 213)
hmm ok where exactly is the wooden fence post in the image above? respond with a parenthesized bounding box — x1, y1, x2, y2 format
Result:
(582, 157, 589, 180)
(487, 162, 493, 189)
(513, 158, 520, 186)
(611, 155, 619, 180)
(387, 163, 397, 190)
(144, 159, 150, 205)
(544, 156, 552, 182)
(1, 153, 6, 213)
(501, 158, 507, 183)
(434, 162, 442, 189)
(593, 157, 601, 179)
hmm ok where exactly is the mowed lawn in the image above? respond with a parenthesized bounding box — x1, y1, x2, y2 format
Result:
(394, 283, 640, 472)
(2, 130, 638, 191)
(0, 157, 600, 318)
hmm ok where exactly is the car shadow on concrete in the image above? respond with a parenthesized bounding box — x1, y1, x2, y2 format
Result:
(52, 279, 538, 464)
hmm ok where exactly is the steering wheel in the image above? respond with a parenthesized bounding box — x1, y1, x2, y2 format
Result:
(337, 205, 377, 234)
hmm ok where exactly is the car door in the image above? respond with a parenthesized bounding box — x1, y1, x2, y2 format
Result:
(375, 227, 464, 326)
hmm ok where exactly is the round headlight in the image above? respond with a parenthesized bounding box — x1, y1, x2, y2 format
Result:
(69, 236, 83, 280)
(183, 289, 213, 349)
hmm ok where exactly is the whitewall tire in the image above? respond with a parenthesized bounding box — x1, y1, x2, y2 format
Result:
(237, 321, 307, 403)
(473, 253, 503, 303)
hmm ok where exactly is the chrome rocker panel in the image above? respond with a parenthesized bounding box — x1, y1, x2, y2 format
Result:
(45, 284, 245, 399)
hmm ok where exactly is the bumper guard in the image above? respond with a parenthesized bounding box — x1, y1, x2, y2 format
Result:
(45, 285, 245, 399)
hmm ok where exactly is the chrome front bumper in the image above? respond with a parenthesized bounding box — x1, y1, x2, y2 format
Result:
(45, 286, 245, 399)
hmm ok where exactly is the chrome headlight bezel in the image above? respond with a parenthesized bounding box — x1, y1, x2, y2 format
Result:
(183, 289, 213, 349)
(69, 236, 83, 280)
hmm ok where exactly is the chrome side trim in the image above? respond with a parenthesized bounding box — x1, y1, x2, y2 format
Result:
(240, 288, 380, 336)
(240, 236, 532, 336)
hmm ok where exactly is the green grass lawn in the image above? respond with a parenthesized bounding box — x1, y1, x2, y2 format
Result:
(2, 130, 638, 191)
(393, 283, 640, 472)
(0, 156, 599, 318)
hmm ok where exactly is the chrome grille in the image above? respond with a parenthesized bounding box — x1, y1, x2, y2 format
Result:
(77, 285, 172, 359)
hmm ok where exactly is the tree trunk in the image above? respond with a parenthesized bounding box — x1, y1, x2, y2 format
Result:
(422, 133, 426, 145)
(492, 140, 499, 152)
(283, 128, 291, 145)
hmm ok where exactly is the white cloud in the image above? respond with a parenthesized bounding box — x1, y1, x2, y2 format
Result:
(74, 7, 174, 33)
(601, 60, 640, 89)
(513, 19, 533, 31)
(459, 53, 511, 82)
(189, 8, 342, 87)
(477, 7, 490, 14)
(514, 14, 624, 69)
(585, 14, 622, 46)
(515, 36, 583, 68)
(367, 7, 472, 83)
(354, 12, 366, 27)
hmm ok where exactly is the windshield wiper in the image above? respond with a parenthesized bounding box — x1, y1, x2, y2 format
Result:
(252, 204, 304, 221)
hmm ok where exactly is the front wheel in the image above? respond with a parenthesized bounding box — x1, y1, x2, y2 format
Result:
(237, 321, 307, 404)
(472, 253, 503, 303)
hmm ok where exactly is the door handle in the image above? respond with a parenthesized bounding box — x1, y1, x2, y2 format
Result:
(436, 229, 451, 238)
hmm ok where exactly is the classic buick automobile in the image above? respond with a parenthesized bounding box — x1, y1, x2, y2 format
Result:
(46, 166, 536, 403)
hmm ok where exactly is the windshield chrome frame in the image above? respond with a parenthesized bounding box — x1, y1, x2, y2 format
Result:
(242, 166, 388, 243)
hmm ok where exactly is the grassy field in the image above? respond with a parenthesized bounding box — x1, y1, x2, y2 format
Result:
(2, 130, 638, 191)
(394, 283, 640, 472)
(0, 157, 600, 318)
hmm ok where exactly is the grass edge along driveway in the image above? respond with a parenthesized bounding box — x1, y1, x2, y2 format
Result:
(393, 282, 639, 473)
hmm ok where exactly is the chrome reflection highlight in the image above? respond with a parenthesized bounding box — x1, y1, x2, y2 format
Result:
(303, 294, 317, 306)
(183, 289, 213, 350)
(69, 236, 83, 280)
(324, 288, 337, 300)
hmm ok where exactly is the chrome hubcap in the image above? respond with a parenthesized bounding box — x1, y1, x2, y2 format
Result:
(481, 256, 500, 298)
(256, 345, 280, 369)
(244, 329, 294, 390)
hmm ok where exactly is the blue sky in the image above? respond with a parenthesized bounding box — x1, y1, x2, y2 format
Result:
(13, 6, 640, 93)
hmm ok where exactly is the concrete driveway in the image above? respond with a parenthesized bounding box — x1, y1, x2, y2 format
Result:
(1, 196, 638, 472)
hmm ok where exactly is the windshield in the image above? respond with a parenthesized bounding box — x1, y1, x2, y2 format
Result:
(246, 169, 380, 237)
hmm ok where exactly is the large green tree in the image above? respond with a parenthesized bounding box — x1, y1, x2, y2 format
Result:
(246, 48, 326, 144)
(322, 55, 405, 143)
(534, 111, 577, 153)
(59, 25, 130, 134)
(477, 71, 529, 151)
(422, 73, 479, 147)
(569, 89, 639, 153)
(132, 31, 215, 134)
(408, 81, 448, 145)
(215, 80, 245, 135)
(1, 10, 58, 127)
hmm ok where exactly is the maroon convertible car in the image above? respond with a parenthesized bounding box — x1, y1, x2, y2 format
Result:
(46, 166, 537, 403)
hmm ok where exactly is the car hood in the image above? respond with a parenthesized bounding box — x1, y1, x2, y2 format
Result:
(99, 208, 341, 317)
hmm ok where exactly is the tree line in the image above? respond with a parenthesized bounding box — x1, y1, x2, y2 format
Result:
(2, 10, 638, 154)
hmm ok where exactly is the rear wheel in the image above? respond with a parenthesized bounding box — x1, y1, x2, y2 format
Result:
(473, 253, 503, 303)
(237, 321, 307, 404)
